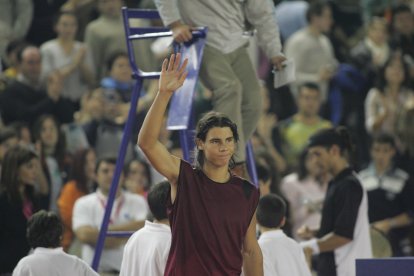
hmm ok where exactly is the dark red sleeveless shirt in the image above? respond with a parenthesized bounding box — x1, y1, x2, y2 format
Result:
(164, 160, 260, 276)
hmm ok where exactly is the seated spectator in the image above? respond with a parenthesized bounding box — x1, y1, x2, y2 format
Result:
(120, 181, 171, 276)
(396, 98, 414, 175)
(9, 121, 33, 149)
(124, 159, 153, 197)
(351, 17, 390, 88)
(365, 52, 414, 136)
(285, 0, 337, 101)
(40, 11, 94, 107)
(58, 148, 96, 253)
(257, 194, 312, 276)
(359, 133, 414, 256)
(0, 146, 47, 274)
(73, 156, 148, 273)
(281, 149, 330, 240)
(272, 82, 331, 171)
(12, 210, 99, 276)
(33, 114, 70, 212)
(0, 45, 75, 126)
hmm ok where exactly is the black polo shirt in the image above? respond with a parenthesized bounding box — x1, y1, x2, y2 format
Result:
(317, 167, 364, 276)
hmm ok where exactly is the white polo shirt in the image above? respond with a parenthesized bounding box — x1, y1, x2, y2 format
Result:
(72, 190, 148, 272)
(120, 220, 171, 276)
(258, 229, 312, 276)
(12, 247, 99, 276)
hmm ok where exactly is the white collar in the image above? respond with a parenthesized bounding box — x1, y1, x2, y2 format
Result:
(259, 229, 286, 240)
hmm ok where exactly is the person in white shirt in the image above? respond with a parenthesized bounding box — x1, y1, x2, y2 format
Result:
(120, 180, 171, 276)
(13, 210, 98, 276)
(257, 194, 312, 276)
(72, 156, 148, 273)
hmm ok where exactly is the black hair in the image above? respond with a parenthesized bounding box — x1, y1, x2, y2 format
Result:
(9, 121, 30, 141)
(95, 156, 118, 173)
(194, 111, 239, 169)
(306, 0, 331, 23)
(374, 52, 411, 92)
(298, 82, 321, 94)
(147, 181, 170, 221)
(297, 148, 310, 181)
(106, 51, 129, 72)
(372, 133, 396, 149)
(256, 194, 287, 228)
(256, 162, 271, 183)
(0, 127, 18, 145)
(307, 126, 354, 159)
(27, 210, 63, 249)
(0, 146, 37, 203)
(71, 148, 96, 194)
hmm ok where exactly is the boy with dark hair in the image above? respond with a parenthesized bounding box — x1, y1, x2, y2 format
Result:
(13, 210, 98, 276)
(120, 181, 171, 276)
(257, 194, 311, 276)
(359, 133, 414, 256)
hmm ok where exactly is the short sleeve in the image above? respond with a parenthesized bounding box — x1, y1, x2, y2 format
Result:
(72, 197, 91, 230)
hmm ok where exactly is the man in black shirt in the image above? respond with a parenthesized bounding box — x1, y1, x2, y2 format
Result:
(299, 127, 372, 276)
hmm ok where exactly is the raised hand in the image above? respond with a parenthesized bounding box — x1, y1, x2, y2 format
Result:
(159, 53, 188, 94)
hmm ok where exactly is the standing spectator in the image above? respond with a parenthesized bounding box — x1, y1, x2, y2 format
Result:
(0, 45, 75, 126)
(84, 0, 155, 81)
(257, 194, 312, 276)
(365, 52, 414, 136)
(72, 156, 148, 273)
(273, 82, 332, 170)
(0, 0, 33, 60)
(58, 148, 96, 253)
(299, 127, 372, 276)
(120, 181, 171, 276)
(138, 53, 262, 275)
(12, 210, 99, 276)
(285, 0, 337, 101)
(155, 0, 285, 176)
(0, 147, 47, 274)
(359, 134, 414, 256)
(41, 11, 95, 107)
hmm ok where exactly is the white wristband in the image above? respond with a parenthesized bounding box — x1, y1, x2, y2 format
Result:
(300, 238, 320, 255)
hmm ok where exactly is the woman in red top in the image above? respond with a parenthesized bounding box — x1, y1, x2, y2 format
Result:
(138, 53, 262, 276)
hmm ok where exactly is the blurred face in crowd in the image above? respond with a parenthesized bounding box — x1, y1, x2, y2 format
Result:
(313, 6, 333, 33)
(98, 0, 123, 18)
(368, 19, 388, 45)
(385, 58, 405, 85)
(394, 11, 414, 35)
(125, 160, 149, 194)
(40, 118, 59, 149)
(55, 13, 78, 40)
(18, 158, 37, 186)
(305, 151, 323, 178)
(110, 55, 132, 83)
(0, 137, 18, 162)
(297, 87, 321, 117)
(371, 142, 395, 173)
(20, 47, 41, 84)
(96, 161, 123, 195)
